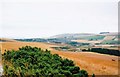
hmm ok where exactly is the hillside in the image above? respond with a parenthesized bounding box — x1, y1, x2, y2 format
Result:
(69, 32, 119, 45)
(0, 40, 118, 75)
(14, 32, 119, 45)
(0, 38, 17, 42)
(50, 32, 119, 39)
(50, 33, 95, 39)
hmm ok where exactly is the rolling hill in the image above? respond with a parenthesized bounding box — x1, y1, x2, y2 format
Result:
(0, 39, 119, 75)
(13, 32, 119, 45)
(0, 38, 17, 42)
(65, 32, 120, 45)
(50, 33, 96, 39)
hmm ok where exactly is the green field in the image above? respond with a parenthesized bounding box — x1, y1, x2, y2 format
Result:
(80, 35, 105, 40)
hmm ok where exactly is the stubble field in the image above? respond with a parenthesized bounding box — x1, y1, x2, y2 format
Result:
(0, 41, 119, 75)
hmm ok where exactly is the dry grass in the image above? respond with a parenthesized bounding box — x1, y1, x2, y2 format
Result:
(72, 40, 102, 44)
(0, 40, 119, 75)
(103, 36, 116, 41)
(0, 38, 17, 42)
(94, 45, 119, 50)
(51, 50, 118, 75)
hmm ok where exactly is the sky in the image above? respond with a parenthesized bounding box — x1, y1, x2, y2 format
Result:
(0, 0, 119, 38)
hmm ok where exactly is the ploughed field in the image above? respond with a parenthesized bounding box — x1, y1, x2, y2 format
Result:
(0, 41, 119, 75)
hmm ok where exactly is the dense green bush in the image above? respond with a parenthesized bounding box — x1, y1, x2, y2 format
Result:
(2, 46, 89, 77)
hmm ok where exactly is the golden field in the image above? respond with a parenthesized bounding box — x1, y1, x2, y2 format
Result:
(0, 40, 119, 75)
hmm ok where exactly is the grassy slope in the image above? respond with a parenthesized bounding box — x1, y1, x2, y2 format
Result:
(78, 35, 105, 40)
(0, 41, 118, 75)
(101, 40, 120, 44)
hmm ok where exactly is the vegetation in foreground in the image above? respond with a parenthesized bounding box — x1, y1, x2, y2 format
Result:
(2, 46, 89, 77)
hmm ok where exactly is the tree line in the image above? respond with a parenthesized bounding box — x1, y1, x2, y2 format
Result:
(82, 48, 120, 56)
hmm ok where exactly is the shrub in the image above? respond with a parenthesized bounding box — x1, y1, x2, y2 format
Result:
(2, 46, 90, 77)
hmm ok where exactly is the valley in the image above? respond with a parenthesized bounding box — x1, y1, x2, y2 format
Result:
(0, 39, 119, 75)
(0, 32, 119, 75)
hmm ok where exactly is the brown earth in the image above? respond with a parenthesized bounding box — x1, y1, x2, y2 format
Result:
(0, 41, 119, 75)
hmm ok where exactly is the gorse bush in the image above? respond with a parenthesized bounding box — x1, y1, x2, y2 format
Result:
(2, 46, 89, 77)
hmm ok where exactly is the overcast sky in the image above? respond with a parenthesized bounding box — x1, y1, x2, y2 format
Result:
(0, 0, 119, 38)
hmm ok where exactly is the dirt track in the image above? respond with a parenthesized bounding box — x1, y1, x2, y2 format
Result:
(0, 41, 119, 75)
